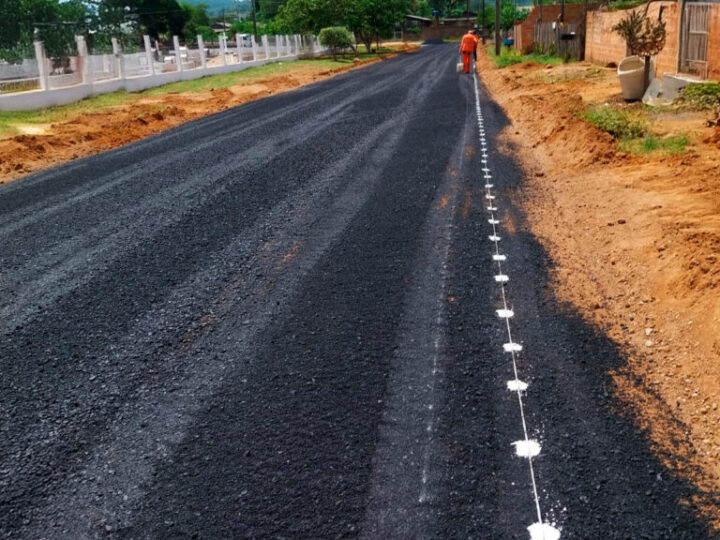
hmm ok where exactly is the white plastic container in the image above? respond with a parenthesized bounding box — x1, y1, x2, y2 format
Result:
(618, 55, 646, 101)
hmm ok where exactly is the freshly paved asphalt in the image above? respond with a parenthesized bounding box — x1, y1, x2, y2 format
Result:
(0, 44, 717, 539)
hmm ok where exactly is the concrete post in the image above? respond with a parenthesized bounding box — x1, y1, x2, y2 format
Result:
(251, 35, 258, 61)
(236, 33, 243, 63)
(173, 35, 183, 72)
(197, 35, 207, 69)
(220, 34, 228, 66)
(274, 35, 281, 58)
(33, 40, 49, 91)
(262, 35, 270, 59)
(75, 35, 90, 84)
(111, 37, 125, 79)
(295, 35, 300, 55)
(143, 35, 155, 75)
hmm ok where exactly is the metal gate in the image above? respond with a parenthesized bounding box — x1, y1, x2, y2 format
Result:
(679, 3, 709, 77)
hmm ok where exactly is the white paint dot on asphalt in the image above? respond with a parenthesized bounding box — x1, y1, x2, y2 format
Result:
(488, 218, 499, 224)
(496, 308, 514, 318)
(527, 522, 561, 540)
(489, 235, 501, 242)
(503, 342, 522, 352)
(485, 184, 495, 189)
(513, 439, 541, 458)
(492, 254, 506, 261)
(485, 194, 495, 200)
(486, 206, 498, 211)
(507, 379, 528, 391)
(494, 274, 509, 283)
(482, 167, 491, 172)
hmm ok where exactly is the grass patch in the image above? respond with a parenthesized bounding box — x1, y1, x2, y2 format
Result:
(619, 134, 689, 156)
(0, 91, 133, 137)
(680, 82, 720, 109)
(488, 46, 566, 68)
(580, 106, 647, 139)
(0, 50, 398, 138)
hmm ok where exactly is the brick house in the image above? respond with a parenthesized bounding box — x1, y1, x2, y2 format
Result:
(585, 1, 720, 80)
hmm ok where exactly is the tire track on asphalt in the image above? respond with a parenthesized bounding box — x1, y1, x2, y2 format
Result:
(0, 43, 450, 532)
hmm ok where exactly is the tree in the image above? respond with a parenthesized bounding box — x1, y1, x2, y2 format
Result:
(276, 0, 353, 34)
(345, 0, 409, 52)
(613, 8, 666, 92)
(318, 26, 354, 60)
(0, 0, 89, 62)
(259, 0, 287, 18)
(181, 2, 211, 43)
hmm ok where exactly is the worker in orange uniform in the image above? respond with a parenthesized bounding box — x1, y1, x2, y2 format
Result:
(459, 29, 479, 74)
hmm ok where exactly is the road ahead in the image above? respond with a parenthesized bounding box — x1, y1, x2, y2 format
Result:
(0, 44, 716, 539)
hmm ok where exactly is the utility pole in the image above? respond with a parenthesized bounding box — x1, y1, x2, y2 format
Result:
(481, 0, 486, 43)
(251, 0, 258, 40)
(494, 0, 501, 54)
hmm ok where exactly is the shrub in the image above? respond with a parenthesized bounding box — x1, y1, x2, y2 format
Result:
(681, 82, 720, 108)
(581, 106, 647, 139)
(318, 26, 355, 60)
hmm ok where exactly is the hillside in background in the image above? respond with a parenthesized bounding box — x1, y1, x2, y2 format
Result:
(183, 0, 250, 16)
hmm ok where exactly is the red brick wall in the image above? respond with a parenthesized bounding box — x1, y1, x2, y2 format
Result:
(708, 5, 720, 80)
(514, 4, 597, 53)
(585, 2, 679, 77)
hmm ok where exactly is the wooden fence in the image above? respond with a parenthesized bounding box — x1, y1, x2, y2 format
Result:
(533, 21, 583, 60)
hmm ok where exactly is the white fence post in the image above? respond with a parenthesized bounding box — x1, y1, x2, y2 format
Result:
(275, 35, 281, 58)
(143, 35, 155, 75)
(173, 35, 183, 72)
(33, 40, 49, 90)
(220, 33, 228, 66)
(236, 33, 243, 63)
(111, 37, 125, 79)
(75, 35, 90, 84)
(198, 35, 207, 69)
(262, 35, 270, 59)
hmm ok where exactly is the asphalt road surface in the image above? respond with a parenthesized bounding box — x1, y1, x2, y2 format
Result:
(1, 44, 717, 539)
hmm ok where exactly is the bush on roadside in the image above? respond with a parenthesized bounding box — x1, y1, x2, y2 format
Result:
(318, 26, 355, 60)
(681, 82, 720, 108)
(580, 106, 647, 139)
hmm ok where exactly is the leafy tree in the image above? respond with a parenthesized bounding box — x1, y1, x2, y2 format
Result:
(613, 8, 666, 91)
(0, 0, 89, 61)
(500, 0, 527, 33)
(276, 0, 352, 34)
(259, 0, 287, 18)
(409, 0, 432, 17)
(345, 0, 409, 52)
(180, 2, 211, 42)
(318, 25, 354, 59)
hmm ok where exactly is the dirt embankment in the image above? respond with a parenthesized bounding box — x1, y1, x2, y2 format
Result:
(0, 45, 419, 183)
(477, 54, 720, 528)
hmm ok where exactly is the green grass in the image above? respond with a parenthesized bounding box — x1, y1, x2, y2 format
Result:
(607, 0, 647, 10)
(0, 51, 397, 137)
(680, 82, 720, 109)
(0, 91, 134, 137)
(580, 106, 647, 139)
(142, 58, 342, 95)
(488, 45, 566, 68)
(618, 134, 689, 156)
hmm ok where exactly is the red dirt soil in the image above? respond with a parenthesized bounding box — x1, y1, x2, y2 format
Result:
(0, 45, 419, 183)
(478, 52, 720, 529)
